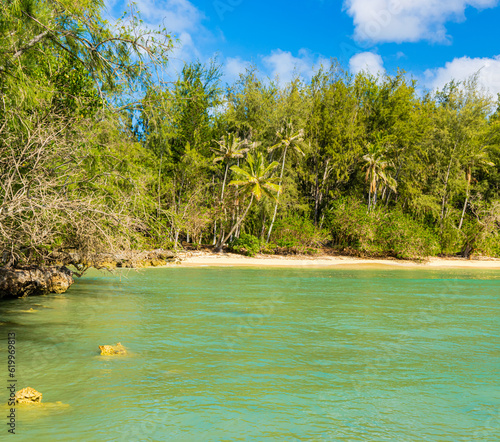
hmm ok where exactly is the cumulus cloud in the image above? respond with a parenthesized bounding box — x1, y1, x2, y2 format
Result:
(425, 55, 500, 97)
(133, 0, 203, 34)
(349, 52, 385, 76)
(262, 49, 328, 84)
(105, 0, 208, 74)
(224, 57, 252, 82)
(343, 0, 499, 43)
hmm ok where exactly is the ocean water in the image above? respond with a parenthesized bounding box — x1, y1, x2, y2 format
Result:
(1, 267, 499, 441)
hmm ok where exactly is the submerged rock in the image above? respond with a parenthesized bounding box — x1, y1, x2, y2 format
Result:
(15, 387, 42, 404)
(19, 308, 38, 313)
(0, 266, 74, 299)
(99, 342, 127, 356)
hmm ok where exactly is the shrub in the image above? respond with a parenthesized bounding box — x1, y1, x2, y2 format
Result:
(270, 215, 330, 253)
(229, 233, 260, 257)
(461, 215, 500, 258)
(475, 234, 500, 257)
(380, 210, 441, 259)
(260, 242, 277, 255)
(327, 198, 440, 259)
(439, 216, 462, 255)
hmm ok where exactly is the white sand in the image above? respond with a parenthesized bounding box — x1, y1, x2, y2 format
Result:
(171, 251, 500, 269)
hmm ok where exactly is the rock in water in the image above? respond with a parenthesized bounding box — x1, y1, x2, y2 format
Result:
(15, 387, 42, 404)
(0, 266, 74, 299)
(99, 342, 127, 356)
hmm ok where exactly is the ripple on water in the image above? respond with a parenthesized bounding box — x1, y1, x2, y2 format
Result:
(0, 267, 498, 441)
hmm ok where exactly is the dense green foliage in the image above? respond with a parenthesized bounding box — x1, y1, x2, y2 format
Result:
(329, 198, 440, 259)
(229, 233, 260, 257)
(1, 1, 499, 266)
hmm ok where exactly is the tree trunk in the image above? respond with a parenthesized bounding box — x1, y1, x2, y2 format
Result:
(458, 172, 471, 230)
(260, 210, 267, 240)
(213, 163, 229, 246)
(221, 162, 229, 201)
(458, 196, 469, 230)
(157, 150, 163, 218)
(174, 229, 180, 250)
(441, 143, 458, 222)
(385, 162, 402, 207)
(316, 160, 330, 219)
(217, 196, 254, 251)
(381, 186, 387, 203)
(313, 149, 320, 225)
(266, 146, 287, 243)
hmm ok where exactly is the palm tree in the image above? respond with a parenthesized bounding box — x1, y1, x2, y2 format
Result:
(266, 121, 305, 242)
(363, 140, 396, 211)
(211, 133, 258, 245)
(217, 152, 280, 251)
(212, 133, 256, 201)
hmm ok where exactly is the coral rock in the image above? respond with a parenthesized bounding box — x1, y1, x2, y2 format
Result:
(15, 387, 42, 404)
(99, 342, 127, 355)
(0, 266, 74, 299)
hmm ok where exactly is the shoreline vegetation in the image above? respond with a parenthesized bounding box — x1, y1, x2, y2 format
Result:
(1, 2, 499, 298)
(4, 246, 499, 300)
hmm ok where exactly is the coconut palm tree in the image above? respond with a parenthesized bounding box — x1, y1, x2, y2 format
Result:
(216, 152, 280, 251)
(211, 133, 258, 245)
(363, 140, 396, 211)
(266, 121, 305, 242)
(212, 133, 257, 200)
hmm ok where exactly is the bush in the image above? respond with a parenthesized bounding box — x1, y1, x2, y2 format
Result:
(260, 242, 277, 255)
(327, 198, 440, 260)
(461, 215, 500, 258)
(270, 216, 330, 253)
(229, 233, 260, 257)
(381, 211, 441, 259)
(475, 234, 500, 257)
(439, 216, 462, 255)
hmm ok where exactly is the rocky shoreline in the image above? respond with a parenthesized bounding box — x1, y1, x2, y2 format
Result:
(0, 249, 177, 299)
(88, 249, 177, 270)
(0, 266, 74, 300)
(2, 247, 498, 299)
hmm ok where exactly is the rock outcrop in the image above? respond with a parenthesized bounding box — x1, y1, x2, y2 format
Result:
(99, 342, 127, 355)
(15, 387, 42, 404)
(115, 249, 177, 269)
(47, 249, 177, 270)
(0, 266, 74, 299)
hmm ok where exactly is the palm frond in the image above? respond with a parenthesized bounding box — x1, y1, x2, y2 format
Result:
(263, 160, 279, 176)
(230, 165, 251, 179)
(263, 182, 281, 193)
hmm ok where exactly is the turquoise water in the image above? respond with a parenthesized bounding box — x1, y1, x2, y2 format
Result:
(1, 267, 499, 441)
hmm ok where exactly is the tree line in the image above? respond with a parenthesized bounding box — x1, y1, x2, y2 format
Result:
(1, 1, 499, 268)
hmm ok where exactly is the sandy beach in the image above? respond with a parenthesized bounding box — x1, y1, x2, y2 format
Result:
(174, 251, 500, 269)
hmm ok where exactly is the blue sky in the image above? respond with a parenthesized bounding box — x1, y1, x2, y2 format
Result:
(105, 0, 500, 96)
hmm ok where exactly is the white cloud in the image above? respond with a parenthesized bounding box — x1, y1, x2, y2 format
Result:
(224, 57, 252, 82)
(425, 55, 500, 97)
(343, 0, 499, 43)
(349, 52, 385, 76)
(106, 0, 204, 33)
(262, 49, 328, 84)
(105, 0, 208, 76)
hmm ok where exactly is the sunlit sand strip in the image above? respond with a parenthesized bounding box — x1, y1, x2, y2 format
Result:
(169, 252, 500, 269)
